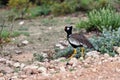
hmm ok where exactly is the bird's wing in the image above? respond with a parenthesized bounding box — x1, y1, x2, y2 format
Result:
(68, 37, 82, 46)
(69, 33, 94, 48)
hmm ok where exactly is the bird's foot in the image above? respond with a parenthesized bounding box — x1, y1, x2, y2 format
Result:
(69, 49, 77, 59)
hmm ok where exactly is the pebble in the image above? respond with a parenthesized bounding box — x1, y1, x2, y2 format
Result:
(0, 58, 6, 63)
(0, 73, 4, 77)
(38, 67, 47, 73)
(22, 40, 29, 45)
(24, 65, 39, 70)
(6, 60, 13, 66)
(116, 47, 120, 55)
(55, 43, 65, 49)
(104, 53, 110, 58)
(54, 57, 66, 62)
(60, 66, 66, 72)
(19, 21, 24, 25)
(13, 62, 20, 68)
(69, 58, 78, 67)
(0, 77, 5, 80)
(20, 63, 25, 70)
(20, 75, 27, 79)
(15, 50, 22, 54)
(92, 68, 97, 72)
(114, 47, 120, 55)
(41, 52, 48, 58)
(86, 51, 100, 58)
(11, 76, 18, 79)
(23, 65, 39, 75)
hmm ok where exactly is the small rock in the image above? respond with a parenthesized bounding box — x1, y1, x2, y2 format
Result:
(115, 54, 118, 57)
(54, 57, 66, 62)
(49, 69, 55, 73)
(19, 21, 24, 25)
(48, 27, 52, 30)
(104, 53, 110, 58)
(84, 57, 92, 64)
(11, 76, 18, 79)
(0, 58, 6, 63)
(20, 63, 25, 70)
(44, 59, 49, 62)
(100, 56, 105, 61)
(23, 65, 39, 74)
(38, 67, 47, 73)
(115, 68, 120, 72)
(0, 77, 5, 80)
(60, 66, 66, 72)
(98, 61, 102, 65)
(55, 43, 65, 49)
(22, 40, 29, 45)
(15, 50, 22, 54)
(86, 51, 100, 58)
(24, 65, 38, 70)
(13, 62, 20, 68)
(84, 62, 90, 68)
(79, 57, 84, 61)
(0, 73, 4, 77)
(20, 75, 27, 79)
(59, 40, 69, 46)
(42, 72, 50, 76)
(6, 60, 13, 66)
(0, 65, 14, 74)
(41, 52, 48, 58)
(69, 58, 78, 67)
(11, 38, 15, 41)
(114, 46, 120, 55)
(102, 59, 108, 63)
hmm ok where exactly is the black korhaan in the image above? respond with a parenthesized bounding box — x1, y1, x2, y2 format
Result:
(64, 26, 94, 58)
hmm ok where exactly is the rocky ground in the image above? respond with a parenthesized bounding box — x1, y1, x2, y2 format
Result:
(0, 11, 120, 80)
(0, 51, 120, 80)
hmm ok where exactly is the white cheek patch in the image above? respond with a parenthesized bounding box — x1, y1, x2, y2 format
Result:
(67, 28, 70, 30)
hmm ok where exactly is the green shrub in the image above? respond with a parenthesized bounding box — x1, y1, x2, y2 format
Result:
(79, 0, 110, 10)
(11, 31, 30, 37)
(41, 0, 59, 5)
(89, 27, 120, 56)
(51, 0, 77, 16)
(76, 8, 120, 32)
(8, 0, 32, 19)
(8, 0, 29, 8)
(28, 5, 50, 18)
(0, 30, 29, 39)
(33, 53, 45, 62)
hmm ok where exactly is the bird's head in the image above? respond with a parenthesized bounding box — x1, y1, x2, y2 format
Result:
(64, 26, 72, 34)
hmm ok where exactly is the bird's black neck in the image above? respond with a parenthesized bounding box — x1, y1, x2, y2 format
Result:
(67, 31, 72, 38)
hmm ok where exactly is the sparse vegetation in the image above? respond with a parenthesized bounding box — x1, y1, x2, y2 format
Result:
(1, 0, 119, 18)
(33, 53, 45, 62)
(89, 27, 120, 56)
(1, 1, 120, 79)
(40, 18, 58, 26)
(54, 46, 91, 59)
(28, 5, 50, 18)
(76, 8, 120, 32)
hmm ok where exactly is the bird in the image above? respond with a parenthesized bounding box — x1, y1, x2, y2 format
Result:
(64, 25, 94, 59)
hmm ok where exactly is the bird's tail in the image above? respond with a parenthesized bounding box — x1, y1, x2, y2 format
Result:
(86, 41, 94, 49)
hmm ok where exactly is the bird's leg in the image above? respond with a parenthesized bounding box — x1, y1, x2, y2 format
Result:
(81, 47, 85, 59)
(66, 49, 77, 65)
(69, 48, 77, 59)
